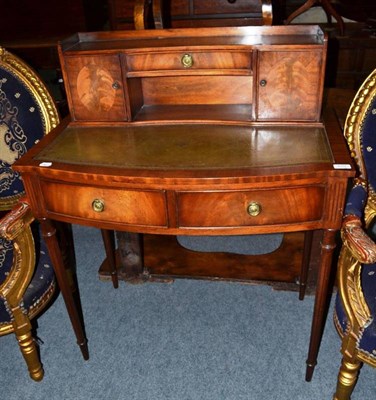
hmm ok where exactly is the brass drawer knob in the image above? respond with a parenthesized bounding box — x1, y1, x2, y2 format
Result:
(181, 54, 193, 68)
(92, 199, 105, 213)
(247, 201, 261, 217)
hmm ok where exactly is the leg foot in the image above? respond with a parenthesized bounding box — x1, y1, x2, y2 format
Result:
(13, 310, 44, 381)
(305, 360, 316, 382)
(79, 339, 90, 360)
(333, 358, 361, 400)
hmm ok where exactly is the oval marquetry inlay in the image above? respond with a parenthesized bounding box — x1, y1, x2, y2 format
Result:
(77, 64, 116, 113)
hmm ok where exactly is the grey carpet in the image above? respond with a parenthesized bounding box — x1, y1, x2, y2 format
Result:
(1, 225, 374, 399)
(177, 234, 283, 255)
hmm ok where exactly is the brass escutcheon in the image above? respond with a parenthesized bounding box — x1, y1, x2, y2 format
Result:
(92, 199, 105, 213)
(181, 54, 193, 68)
(247, 201, 261, 217)
(112, 81, 120, 90)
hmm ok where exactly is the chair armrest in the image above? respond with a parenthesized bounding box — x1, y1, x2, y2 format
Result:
(0, 199, 34, 241)
(0, 200, 36, 304)
(341, 215, 376, 264)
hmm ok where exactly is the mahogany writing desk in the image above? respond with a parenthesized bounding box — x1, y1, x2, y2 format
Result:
(13, 25, 354, 382)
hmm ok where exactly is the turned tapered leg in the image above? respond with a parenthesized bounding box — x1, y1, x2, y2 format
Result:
(306, 229, 337, 381)
(101, 229, 119, 288)
(333, 358, 362, 400)
(116, 231, 146, 282)
(13, 309, 44, 381)
(40, 218, 89, 360)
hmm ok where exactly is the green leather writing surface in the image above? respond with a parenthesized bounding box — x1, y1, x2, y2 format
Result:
(36, 124, 333, 169)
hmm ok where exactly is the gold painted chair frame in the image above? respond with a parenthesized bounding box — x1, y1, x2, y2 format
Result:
(0, 201, 56, 381)
(0, 47, 59, 380)
(333, 68, 376, 400)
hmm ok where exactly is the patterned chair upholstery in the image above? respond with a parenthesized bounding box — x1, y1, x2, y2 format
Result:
(0, 47, 59, 381)
(333, 69, 376, 400)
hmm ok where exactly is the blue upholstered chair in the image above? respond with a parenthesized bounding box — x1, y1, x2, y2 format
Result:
(0, 46, 59, 380)
(333, 69, 376, 399)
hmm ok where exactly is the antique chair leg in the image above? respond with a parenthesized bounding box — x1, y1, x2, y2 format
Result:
(333, 358, 362, 400)
(12, 308, 44, 381)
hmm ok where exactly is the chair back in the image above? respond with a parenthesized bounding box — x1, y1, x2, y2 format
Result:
(342, 69, 376, 222)
(0, 47, 59, 210)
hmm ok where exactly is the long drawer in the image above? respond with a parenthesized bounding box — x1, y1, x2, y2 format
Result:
(126, 51, 252, 72)
(177, 186, 325, 227)
(40, 181, 168, 227)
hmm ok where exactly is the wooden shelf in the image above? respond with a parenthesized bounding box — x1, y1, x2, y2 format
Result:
(133, 104, 254, 123)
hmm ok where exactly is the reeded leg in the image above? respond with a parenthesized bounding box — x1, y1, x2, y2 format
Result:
(13, 309, 44, 381)
(40, 218, 89, 360)
(101, 229, 119, 288)
(333, 358, 362, 400)
(299, 230, 313, 300)
(306, 229, 337, 381)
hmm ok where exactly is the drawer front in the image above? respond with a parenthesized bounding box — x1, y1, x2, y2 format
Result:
(126, 51, 252, 72)
(63, 55, 128, 121)
(41, 182, 167, 227)
(177, 187, 325, 227)
(193, 0, 262, 15)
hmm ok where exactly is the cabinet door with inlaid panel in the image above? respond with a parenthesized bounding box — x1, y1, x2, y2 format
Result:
(63, 54, 128, 121)
(257, 50, 324, 121)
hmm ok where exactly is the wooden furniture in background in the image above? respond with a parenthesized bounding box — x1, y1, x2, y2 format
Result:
(109, 0, 272, 30)
(0, 0, 108, 113)
(0, 0, 107, 69)
(284, 0, 344, 35)
(14, 26, 354, 382)
(325, 23, 376, 90)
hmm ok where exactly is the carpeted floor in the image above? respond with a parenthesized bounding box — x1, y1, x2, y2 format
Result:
(1, 225, 374, 399)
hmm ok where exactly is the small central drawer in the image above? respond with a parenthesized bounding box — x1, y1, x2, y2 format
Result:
(177, 186, 325, 227)
(126, 51, 252, 72)
(41, 181, 168, 227)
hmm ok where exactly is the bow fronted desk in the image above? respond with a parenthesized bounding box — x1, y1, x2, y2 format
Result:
(14, 26, 354, 381)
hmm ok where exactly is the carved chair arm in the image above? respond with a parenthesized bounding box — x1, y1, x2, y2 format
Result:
(341, 215, 376, 264)
(0, 199, 34, 240)
(0, 200, 36, 307)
